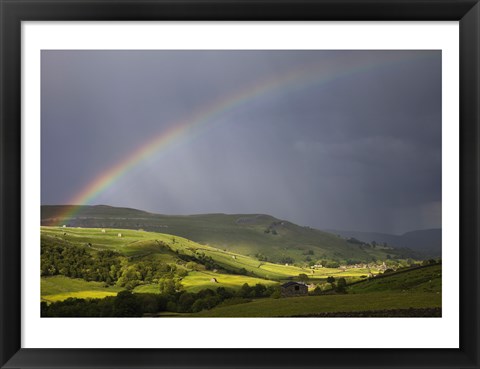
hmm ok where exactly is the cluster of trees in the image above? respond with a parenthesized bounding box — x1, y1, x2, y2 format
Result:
(344, 259, 365, 265)
(422, 258, 440, 266)
(298, 273, 309, 282)
(115, 260, 183, 290)
(309, 276, 348, 295)
(194, 253, 219, 271)
(346, 238, 390, 249)
(41, 283, 280, 317)
(264, 222, 282, 235)
(175, 250, 222, 272)
(41, 242, 186, 290)
(255, 253, 269, 262)
(41, 243, 122, 284)
(346, 237, 367, 245)
(280, 256, 295, 264)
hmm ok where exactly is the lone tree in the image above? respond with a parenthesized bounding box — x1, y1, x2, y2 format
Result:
(335, 277, 347, 293)
(298, 273, 309, 282)
(326, 276, 336, 290)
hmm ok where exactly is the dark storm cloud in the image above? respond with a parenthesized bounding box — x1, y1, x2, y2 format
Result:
(41, 50, 441, 234)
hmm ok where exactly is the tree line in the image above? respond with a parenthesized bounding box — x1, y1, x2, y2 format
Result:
(41, 283, 280, 317)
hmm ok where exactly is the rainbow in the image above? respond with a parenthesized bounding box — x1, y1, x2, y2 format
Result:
(52, 53, 428, 225)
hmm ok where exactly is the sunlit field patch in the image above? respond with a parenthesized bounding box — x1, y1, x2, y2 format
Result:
(41, 275, 122, 303)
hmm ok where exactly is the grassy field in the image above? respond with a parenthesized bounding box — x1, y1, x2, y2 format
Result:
(181, 271, 278, 292)
(194, 292, 442, 317)
(41, 275, 122, 303)
(41, 226, 178, 257)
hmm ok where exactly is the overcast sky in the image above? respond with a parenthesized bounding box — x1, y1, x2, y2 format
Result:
(41, 50, 441, 234)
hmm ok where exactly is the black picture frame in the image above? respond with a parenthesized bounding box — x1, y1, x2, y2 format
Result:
(1, 1, 479, 368)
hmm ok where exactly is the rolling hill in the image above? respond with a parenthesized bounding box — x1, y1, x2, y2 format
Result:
(41, 205, 418, 264)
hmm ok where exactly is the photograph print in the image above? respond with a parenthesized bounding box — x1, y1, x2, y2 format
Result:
(40, 50, 442, 318)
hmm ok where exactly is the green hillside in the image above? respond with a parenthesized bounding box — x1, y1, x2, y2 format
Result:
(194, 292, 441, 317)
(348, 264, 442, 294)
(41, 205, 403, 263)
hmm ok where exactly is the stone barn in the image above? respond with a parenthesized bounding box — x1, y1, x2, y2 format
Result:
(281, 281, 308, 297)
